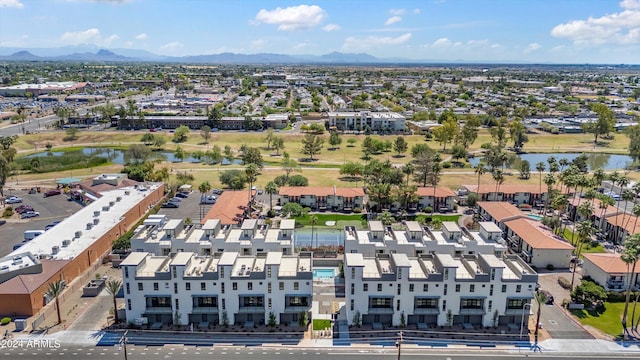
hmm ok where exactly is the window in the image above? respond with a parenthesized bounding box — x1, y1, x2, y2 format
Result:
(196, 297, 217, 307)
(138, 283, 143, 291)
(279, 282, 284, 290)
(351, 284, 355, 295)
(185, 282, 191, 291)
(294, 282, 299, 290)
(491, 269, 496, 281)
(233, 282, 238, 291)
(222, 299, 225, 310)
(201, 282, 206, 291)
(444, 284, 448, 295)
(350, 299, 354, 311)
(173, 283, 178, 294)
(221, 283, 225, 294)
(398, 269, 402, 280)
(397, 284, 401, 295)
(423, 284, 429, 292)
(267, 267, 272, 278)
(153, 282, 159, 291)
(268, 298, 272, 309)
(442, 300, 447, 311)
(397, 299, 401, 311)
(363, 284, 368, 291)
(516, 285, 522, 293)
(268, 282, 272, 293)
(124, 267, 129, 278)
(127, 299, 131, 310)
(444, 269, 449, 280)
(488, 300, 493, 311)
(501, 284, 507, 293)
(125, 283, 130, 294)
(369, 298, 392, 308)
(248, 282, 253, 290)
(351, 268, 355, 279)
(175, 298, 179, 310)
(377, 283, 382, 292)
(470, 284, 475, 293)
(415, 298, 437, 308)
(455, 284, 461, 293)
(490, 285, 494, 296)
(220, 267, 224, 278)
(461, 298, 483, 309)
(172, 267, 177, 278)
(409, 284, 414, 292)
(507, 298, 526, 309)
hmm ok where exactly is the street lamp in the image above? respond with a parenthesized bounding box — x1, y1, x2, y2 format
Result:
(396, 331, 403, 360)
(519, 302, 533, 339)
(119, 330, 128, 360)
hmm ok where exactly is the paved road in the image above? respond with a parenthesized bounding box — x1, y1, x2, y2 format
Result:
(1, 344, 637, 360)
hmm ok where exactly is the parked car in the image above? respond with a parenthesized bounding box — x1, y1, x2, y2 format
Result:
(15, 205, 34, 214)
(539, 290, 554, 304)
(200, 195, 217, 204)
(5, 196, 23, 204)
(44, 189, 62, 197)
(169, 197, 182, 203)
(161, 202, 179, 208)
(175, 192, 189, 199)
(20, 211, 40, 219)
(212, 189, 222, 195)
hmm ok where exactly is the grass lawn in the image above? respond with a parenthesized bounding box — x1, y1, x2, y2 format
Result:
(562, 229, 606, 256)
(312, 319, 331, 331)
(571, 302, 625, 337)
(294, 213, 367, 228)
(413, 214, 461, 223)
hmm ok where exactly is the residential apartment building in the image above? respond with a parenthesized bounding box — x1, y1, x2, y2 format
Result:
(477, 201, 526, 231)
(327, 111, 406, 132)
(582, 253, 637, 292)
(131, 217, 295, 256)
(121, 251, 312, 327)
(463, 184, 551, 206)
(502, 218, 574, 269)
(344, 252, 538, 328)
(345, 220, 507, 258)
(279, 186, 365, 212)
(368, 187, 457, 213)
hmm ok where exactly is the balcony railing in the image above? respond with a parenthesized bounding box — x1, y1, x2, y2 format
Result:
(367, 307, 394, 314)
(144, 307, 173, 314)
(238, 306, 265, 313)
(191, 307, 219, 314)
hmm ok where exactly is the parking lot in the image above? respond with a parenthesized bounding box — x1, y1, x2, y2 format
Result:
(157, 190, 214, 224)
(0, 188, 83, 257)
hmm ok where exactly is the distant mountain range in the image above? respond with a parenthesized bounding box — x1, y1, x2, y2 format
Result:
(0, 45, 401, 64)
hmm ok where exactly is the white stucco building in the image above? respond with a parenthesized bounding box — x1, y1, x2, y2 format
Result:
(121, 251, 312, 327)
(327, 111, 406, 132)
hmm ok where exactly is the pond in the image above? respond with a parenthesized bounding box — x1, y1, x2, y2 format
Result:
(295, 229, 344, 247)
(27, 147, 243, 165)
(469, 152, 634, 171)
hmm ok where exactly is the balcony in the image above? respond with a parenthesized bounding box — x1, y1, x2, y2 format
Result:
(413, 307, 439, 315)
(238, 306, 265, 313)
(367, 307, 394, 314)
(144, 306, 173, 314)
(191, 307, 219, 314)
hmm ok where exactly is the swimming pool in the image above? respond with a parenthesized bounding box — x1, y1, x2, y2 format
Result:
(313, 268, 336, 279)
(527, 214, 543, 221)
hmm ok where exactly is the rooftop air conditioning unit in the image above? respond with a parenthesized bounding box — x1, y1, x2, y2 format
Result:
(116, 197, 122, 202)
(102, 206, 110, 212)
(51, 246, 60, 255)
(124, 190, 130, 195)
(109, 201, 115, 207)
(86, 223, 93, 230)
(62, 239, 71, 247)
(75, 231, 82, 238)
(93, 211, 100, 217)
(93, 218, 100, 225)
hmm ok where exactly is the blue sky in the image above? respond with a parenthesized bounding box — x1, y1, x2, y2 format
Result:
(1, 0, 639, 63)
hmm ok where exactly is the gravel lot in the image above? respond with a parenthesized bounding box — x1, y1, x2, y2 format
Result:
(1, 188, 83, 257)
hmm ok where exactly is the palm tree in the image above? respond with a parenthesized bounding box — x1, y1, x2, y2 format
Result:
(621, 234, 640, 339)
(592, 168, 605, 188)
(403, 162, 414, 186)
(46, 280, 65, 325)
(429, 157, 442, 214)
(570, 220, 595, 291)
(533, 291, 548, 342)
(492, 170, 504, 199)
(543, 173, 556, 217)
(474, 163, 486, 197)
(105, 279, 122, 324)
(245, 163, 258, 213)
(264, 181, 278, 210)
(310, 215, 318, 250)
(536, 161, 545, 204)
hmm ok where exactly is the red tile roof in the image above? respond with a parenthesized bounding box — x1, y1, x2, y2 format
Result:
(464, 184, 567, 195)
(202, 190, 251, 225)
(583, 253, 628, 274)
(478, 201, 524, 222)
(504, 218, 575, 250)
(569, 197, 620, 218)
(605, 214, 640, 235)
(279, 186, 365, 198)
(416, 187, 457, 198)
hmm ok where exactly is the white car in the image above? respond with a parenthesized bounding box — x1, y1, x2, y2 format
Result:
(20, 211, 40, 219)
(5, 196, 23, 204)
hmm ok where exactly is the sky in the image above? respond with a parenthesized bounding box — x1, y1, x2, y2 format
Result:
(1, 0, 639, 63)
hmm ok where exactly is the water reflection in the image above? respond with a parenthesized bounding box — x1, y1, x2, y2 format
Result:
(469, 152, 632, 171)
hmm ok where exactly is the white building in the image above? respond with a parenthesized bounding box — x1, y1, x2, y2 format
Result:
(344, 252, 537, 328)
(327, 111, 406, 132)
(345, 220, 507, 258)
(130, 218, 295, 256)
(121, 251, 312, 327)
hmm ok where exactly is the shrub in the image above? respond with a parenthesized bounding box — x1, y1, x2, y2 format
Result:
(546, 264, 554, 271)
(1, 317, 10, 325)
(442, 162, 451, 169)
(558, 276, 571, 289)
(424, 206, 433, 213)
(607, 291, 626, 303)
(353, 207, 361, 213)
(2, 207, 13, 218)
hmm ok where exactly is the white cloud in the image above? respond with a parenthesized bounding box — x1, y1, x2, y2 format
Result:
(135, 33, 147, 40)
(64, 0, 132, 3)
(159, 41, 183, 51)
(0, 34, 28, 47)
(253, 5, 326, 31)
(467, 39, 490, 46)
(323, 23, 340, 32)
(524, 43, 542, 53)
(59, 28, 118, 46)
(342, 33, 412, 51)
(432, 37, 452, 48)
(390, 8, 405, 16)
(551, 45, 566, 52)
(385, 16, 402, 26)
(413, 8, 421, 14)
(551, 1, 640, 45)
(251, 39, 265, 50)
(0, 0, 24, 8)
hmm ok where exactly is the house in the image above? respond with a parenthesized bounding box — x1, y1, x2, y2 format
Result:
(278, 186, 365, 212)
(477, 202, 526, 231)
(201, 191, 253, 226)
(604, 214, 640, 245)
(463, 184, 552, 206)
(582, 253, 637, 292)
(567, 197, 621, 227)
(416, 187, 457, 212)
(344, 252, 538, 328)
(121, 251, 312, 326)
(503, 218, 574, 269)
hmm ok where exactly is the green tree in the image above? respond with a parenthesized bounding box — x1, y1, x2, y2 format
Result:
(328, 130, 342, 150)
(281, 202, 307, 217)
(141, 133, 155, 146)
(310, 215, 318, 249)
(458, 116, 480, 147)
(265, 181, 278, 209)
(626, 123, 640, 163)
(393, 136, 408, 157)
(533, 291, 548, 341)
(376, 211, 395, 225)
(64, 127, 79, 141)
(412, 145, 437, 187)
(490, 120, 508, 149)
(124, 144, 152, 164)
(519, 159, 531, 179)
(509, 118, 529, 152)
(301, 133, 324, 160)
(582, 103, 615, 144)
(241, 147, 264, 169)
(223, 145, 234, 163)
(46, 280, 65, 325)
(281, 152, 301, 180)
(174, 145, 186, 162)
(200, 125, 212, 144)
(492, 169, 505, 195)
(245, 163, 258, 205)
(0, 154, 9, 197)
(105, 279, 122, 324)
(272, 136, 285, 155)
(432, 116, 458, 151)
(198, 181, 212, 195)
(536, 161, 546, 195)
(153, 135, 166, 149)
(173, 125, 190, 143)
(265, 128, 275, 149)
(621, 234, 640, 338)
(219, 169, 247, 190)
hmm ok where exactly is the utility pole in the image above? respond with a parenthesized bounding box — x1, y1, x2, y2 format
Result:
(120, 330, 128, 360)
(396, 331, 403, 360)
